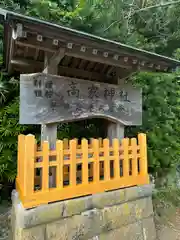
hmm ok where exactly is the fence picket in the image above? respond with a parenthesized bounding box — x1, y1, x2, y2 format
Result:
(63, 138, 69, 149)
(92, 139, 99, 183)
(42, 141, 49, 191)
(56, 140, 63, 188)
(121, 138, 129, 178)
(17, 135, 25, 193)
(69, 139, 77, 186)
(82, 139, 88, 185)
(24, 135, 35, 196)
(138, 134, 148, 176)
(103, 139, 110, 181)
(99, 138, 103, 148)
(131, 138, 138, 177)
(113, 138, 120, 179)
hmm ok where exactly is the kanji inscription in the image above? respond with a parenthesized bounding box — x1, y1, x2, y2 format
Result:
(20, 73, 142, 125)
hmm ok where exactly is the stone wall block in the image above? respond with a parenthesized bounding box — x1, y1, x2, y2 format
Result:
(68, 210, 103, 240)
(133, 197, 154, 221)
(23, 202, 65, 228)
(142, 217, 157, 240)
(89, 222, 143, 240)
(92, 188, 125, 209)
(138, 184, 153, 198)
(103, 202, 136, 230)
(64, 195, 93, 217)
(15, 225, 45, 240)
(125, 186, 140, 201)
(125, 185, 153, 202)
(46, 218, 68, 240)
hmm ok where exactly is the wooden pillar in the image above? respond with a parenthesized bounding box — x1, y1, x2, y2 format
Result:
(107, 121, 124, 143)
(41, 50, 65, 187)
(41, 52, 58, 149)
(41, 124, 57, 149)
(106, 75, 127, 143)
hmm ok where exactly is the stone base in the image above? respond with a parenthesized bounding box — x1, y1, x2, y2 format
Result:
(10, 185, 156, 240)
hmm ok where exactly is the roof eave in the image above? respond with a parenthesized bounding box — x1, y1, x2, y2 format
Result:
(0, 8, 180, 73)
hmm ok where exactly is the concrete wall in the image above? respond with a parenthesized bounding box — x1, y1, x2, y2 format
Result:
(10, 185, 156, 240)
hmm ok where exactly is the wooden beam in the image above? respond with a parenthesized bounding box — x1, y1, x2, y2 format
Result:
(15, 37, 170, 72)
(8, 28, 16, 74)
(17, 25, 131, 56)
(11, 57, 116, 82)
(69, 52, 131, 69)
(79, 59, 88, 69)
(43, 48, 65, 74)
(107, 66, 115, 76)
(58, 65, 113, 82)
(15, 39, 55, 53)
(15, 38, 133, 69)
(11, 58, 42, 72)
(70, 57, 80, 69)
(61, 55, 72, 66)
(34, 48, 40, 61)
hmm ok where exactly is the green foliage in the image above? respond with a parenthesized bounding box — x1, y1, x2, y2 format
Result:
(126, 72, 180, 174)
(0, 74, 28, 182)
(0, 0, 180, 182)
(0, 98, 22, 182)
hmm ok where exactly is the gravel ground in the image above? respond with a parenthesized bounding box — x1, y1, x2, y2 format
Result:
(0, 202, 11, 240)
(155, 209, 180, 240)
(153, 197, 180, 240)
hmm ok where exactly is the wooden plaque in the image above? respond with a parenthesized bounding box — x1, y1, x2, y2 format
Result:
(20, 73, 142, 125)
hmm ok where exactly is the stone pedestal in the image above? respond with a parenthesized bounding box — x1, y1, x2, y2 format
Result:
(10, 185, 156, 240)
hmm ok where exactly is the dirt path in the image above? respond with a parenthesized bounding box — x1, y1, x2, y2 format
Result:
(154, 203, 180, 240)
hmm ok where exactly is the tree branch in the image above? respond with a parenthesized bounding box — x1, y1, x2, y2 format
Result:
(135, 0, 180, 14)
(103, 20, 120, 32)
(126, 0, 135, 34)
(104, 0, 180, 32)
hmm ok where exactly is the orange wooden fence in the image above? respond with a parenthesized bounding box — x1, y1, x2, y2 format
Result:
(16, 133, 149, 209)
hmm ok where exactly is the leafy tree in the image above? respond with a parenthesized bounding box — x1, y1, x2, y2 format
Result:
(126, 71, 180, 175)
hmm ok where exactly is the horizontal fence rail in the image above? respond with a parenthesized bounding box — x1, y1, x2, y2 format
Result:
(16, 134, 149, 208)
